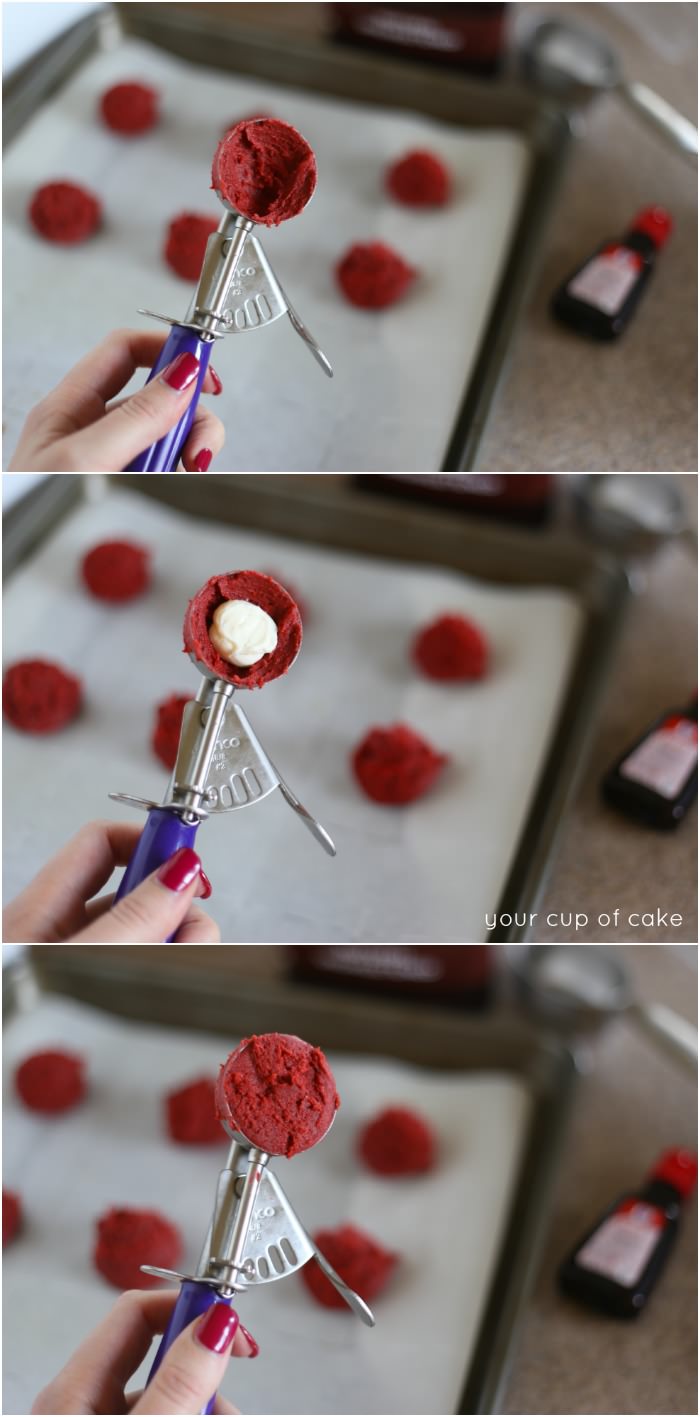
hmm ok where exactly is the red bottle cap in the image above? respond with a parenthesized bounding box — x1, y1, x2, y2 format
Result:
(650, 1148, 697, 1197)
(631, 206, 673, 247)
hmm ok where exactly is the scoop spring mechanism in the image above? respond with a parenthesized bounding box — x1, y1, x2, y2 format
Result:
(142, 1136, 374, 1324)
(110, 671, 336, 855)
(139, 211, 333, 374)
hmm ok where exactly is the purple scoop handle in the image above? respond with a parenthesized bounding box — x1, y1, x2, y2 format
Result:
(124, 326, 212, 472)
(147, 1280, 235, 1415)
(115, 808, 199, 941)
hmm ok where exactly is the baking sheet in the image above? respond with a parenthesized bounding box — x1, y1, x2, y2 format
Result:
(2, 483, 584, 940)
(3, 993, 531, 1416)
(2, 486, 584, 942)
(3, 34, 529, 472)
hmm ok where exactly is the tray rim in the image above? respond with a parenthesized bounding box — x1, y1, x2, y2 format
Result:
(2, 473, 631, 944)
(6, 947, 579, 1416)
(2, 6, 572, 472)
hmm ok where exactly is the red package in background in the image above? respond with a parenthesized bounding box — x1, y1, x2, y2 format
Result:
(330, 4, 507, 75)
(291, 946, 493, 1008)
(356, 475, 557, 526)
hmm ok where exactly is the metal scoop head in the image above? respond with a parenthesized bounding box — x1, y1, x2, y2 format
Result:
(213, 117, 316, 220)
(215, 1033, 339, 1157)
(139, 117, 332, 373)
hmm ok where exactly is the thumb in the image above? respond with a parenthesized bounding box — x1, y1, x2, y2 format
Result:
(133, 1303, 239, 1415)
(66, 351, 202, 471)
(75, 847, 211, 943)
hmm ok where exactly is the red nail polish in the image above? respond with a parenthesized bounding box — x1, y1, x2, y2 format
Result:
(239, 1323, 259, 1358)
(196, 1302, 239, 1354)
(194, 447, 213, 471)
(161, 351, 200, 391)
(198, 867, 213, 900)
(156, 847, 203, 893)
(209, 366, 223, 395)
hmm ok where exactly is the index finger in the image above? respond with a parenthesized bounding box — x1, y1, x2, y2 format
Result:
(43, 329, 220, 412)
(16, 821, 142, 941)
(39, 1289, 179, 1413)
(44, 330, 171, 410)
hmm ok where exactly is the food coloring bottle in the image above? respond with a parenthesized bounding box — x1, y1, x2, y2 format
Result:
(551, 206, 672, 339)
(558, 1149, 697, 1317)
(602, 693, 697, 828)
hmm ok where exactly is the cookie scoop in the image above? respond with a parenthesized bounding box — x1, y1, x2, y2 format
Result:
(125, 117, 331, 472)
(110, 570, 334, 935)
(141, 1033, 373, 1412)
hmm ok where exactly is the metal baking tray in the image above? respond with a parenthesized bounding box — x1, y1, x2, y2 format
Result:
(3, 5, 571, 471)
(9, 944, 578, 1415)
(2, 473, 630, 942)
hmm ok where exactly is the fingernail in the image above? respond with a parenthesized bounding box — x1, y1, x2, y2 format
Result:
(160, 351, 200, 391)
(209, 366, 223, 395)
(156, 846, 204, 894)
(197, 867, 213, 900)
(196, 1302, 239, 1354)
(239, 1323, 259, 1358)
(194, 447, 213, 471)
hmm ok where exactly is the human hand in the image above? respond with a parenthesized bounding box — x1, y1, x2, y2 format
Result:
(2, 821, 220, 943)
(9, 329, 225, 472)
(32, 1288, 258, 1415)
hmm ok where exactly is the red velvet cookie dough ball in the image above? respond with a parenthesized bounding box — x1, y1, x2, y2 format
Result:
(359, 1107, 436, 1176)
(336, 241, 417, 309)
(81, 540, 151, 602)
(183, 570, 302, 689)
(152, 694, 192, 771)
(3, 661, 82, 734)
(301, 1225, 397, 1308)
(165, 212, 219, 281)
(216, 1033, 339, 1157)
(352, 723, 448, 805)
(3, 1190, 22, 1247)
(386, 150, 451, 207)
(166, 1077, 223, 1145)
(211, 118, 316, 225)
(29, 182, 101, 245)
(413, 614, 488, 681)
(15, 1050, 86, 1113)
(94, 1207, 183, 1290)
(100, 82, 159, 135)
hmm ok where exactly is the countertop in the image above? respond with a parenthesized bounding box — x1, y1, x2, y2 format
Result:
(536, 472, 697, 943)
(175, 1, 697, 472)
(27, 942, 698, 1415)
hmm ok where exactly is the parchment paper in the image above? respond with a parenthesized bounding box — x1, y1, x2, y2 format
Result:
(2, 485, 584, 942)
(3, 35, 529, 471)
(2, 993, 532, 1416)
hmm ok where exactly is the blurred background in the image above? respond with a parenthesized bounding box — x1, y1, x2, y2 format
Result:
(3, 1, 697, 472)
(3, 941, 697, 1414)
(3, 472, 698, 943)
